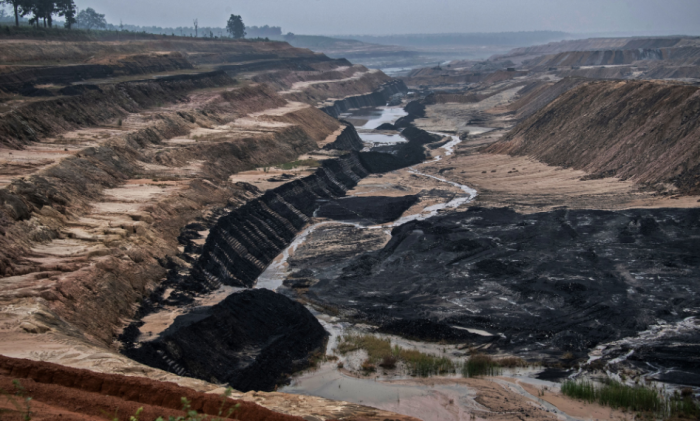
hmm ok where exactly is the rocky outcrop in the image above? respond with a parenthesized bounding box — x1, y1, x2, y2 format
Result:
(319, 80, 408, 118)
(126, 289, 327, 392)
(488, 79, 700, 194)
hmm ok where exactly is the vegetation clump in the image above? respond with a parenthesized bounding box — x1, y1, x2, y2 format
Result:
(462, 353, 500, 377)
(561, 379, 699, 419)
(336, 334, 456, 377)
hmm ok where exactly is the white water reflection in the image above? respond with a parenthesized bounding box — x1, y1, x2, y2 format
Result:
(358, 132, 406, 145)
(360, 107, 408, 129)
(341, 106, 408, 130)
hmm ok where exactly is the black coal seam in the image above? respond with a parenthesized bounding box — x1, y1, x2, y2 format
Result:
(320, 80, 408, 118)
(192, 153, 368, 288)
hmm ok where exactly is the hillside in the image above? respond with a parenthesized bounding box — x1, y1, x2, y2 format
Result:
(487, 79, 700, 194)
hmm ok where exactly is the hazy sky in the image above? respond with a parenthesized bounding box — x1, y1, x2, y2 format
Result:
(76, 0, 700, 35)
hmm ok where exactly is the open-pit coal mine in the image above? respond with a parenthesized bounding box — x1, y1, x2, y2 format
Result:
(2, 25, 700, 421)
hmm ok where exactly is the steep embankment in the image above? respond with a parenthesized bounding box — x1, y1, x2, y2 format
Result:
(0, 355, 304, 421)
(505, 77, 587, 119)
(487, 80, 700, 194)
(192, 153, 369, 289)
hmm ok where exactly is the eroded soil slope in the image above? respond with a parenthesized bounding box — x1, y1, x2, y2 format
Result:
(487, 80, 700, 194)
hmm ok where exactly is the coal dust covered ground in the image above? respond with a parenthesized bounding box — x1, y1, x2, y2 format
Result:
(303, 206, 700, 384)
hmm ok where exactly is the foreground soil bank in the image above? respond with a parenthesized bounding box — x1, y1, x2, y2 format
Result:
(0, 355, 305, 421)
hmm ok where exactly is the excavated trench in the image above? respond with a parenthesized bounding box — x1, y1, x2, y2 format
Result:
(125, 96, 699, 416)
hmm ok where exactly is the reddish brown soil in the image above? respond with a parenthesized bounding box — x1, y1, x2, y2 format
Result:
(0, 355, 305, 421)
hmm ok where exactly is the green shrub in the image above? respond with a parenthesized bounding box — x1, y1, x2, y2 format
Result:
(463, 354, 500, 377)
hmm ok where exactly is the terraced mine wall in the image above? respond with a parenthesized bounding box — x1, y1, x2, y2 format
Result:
(320, 79, 408, 118)
(218, 56, 350, 75)
(401, 68, 527, 88)
(523, 48, 666, 70)
(0, 70, 234, 148)
(0, 79, 332, 346)
(0, 52, 193, 94)
(0, 38, 317, 65)
(488, 79, 700, 194)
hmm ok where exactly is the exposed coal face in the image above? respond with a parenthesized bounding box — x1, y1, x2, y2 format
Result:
(307, 207, 700, 375)
(316, 195, 419, 225)
(323, 120, 364, 151)
(192, 153, 370, 289)
(358, 126, 442, 173)
(394, 100, 426, 128)
(125, 289, 327, 392)
(320, 80, 408, 118)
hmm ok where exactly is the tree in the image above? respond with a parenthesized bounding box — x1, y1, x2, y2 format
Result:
(226, 14, 245, 39)
(192, 18, 197, 37)
(76, 7, 105, 30)
(57, 0, 76, 29)
(23, 0, 58, 28)
(1, 0, 28, 27)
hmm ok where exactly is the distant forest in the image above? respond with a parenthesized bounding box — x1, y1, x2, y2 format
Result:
(0, 7, 282, 39)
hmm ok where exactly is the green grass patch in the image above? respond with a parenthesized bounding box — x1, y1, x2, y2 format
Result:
(462, 354, 500, 377)
(398, 347, 455, 377)
(561, 380, 700, 419)
(278, 159, 320, 170)
(336, 334, 456, 377)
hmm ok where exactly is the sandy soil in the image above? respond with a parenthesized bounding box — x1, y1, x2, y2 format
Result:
(279, 69, 379, 94)
(419, 149, 700, 213)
